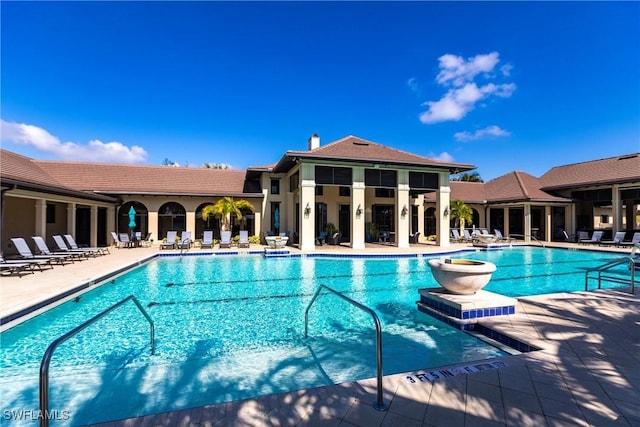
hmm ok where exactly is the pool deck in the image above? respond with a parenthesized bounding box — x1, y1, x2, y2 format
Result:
(2, 241, 639, 426)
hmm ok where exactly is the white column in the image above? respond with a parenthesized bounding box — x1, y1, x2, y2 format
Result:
(503, 207, 510, 237)
(90, 206, 98, 247)
(612, 184, 621, 232)
(300, 163, 316, 251)
(436, 172, 450, 247)
(396, 170, 410, 248)
(545, 206, 552, 242)
(107, 206, 116, 244)
(416, 194, 425, 243)
(351, 166, 366, 249)
(35, 199, 47, 238)
(66, 202, 76, 238)
(524, 204, 531, 242)
(186, 211, 196, 237)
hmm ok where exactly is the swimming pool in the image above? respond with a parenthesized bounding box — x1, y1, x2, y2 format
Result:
(0, 247, 632, 426)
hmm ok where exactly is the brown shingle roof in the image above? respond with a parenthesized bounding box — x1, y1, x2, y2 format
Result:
(485, 171, 569, 203)
(272, 135, 476, 173)
(423, 181, 488, 204)
(540, 153, 640, 190)
(1, 149, 262, 198)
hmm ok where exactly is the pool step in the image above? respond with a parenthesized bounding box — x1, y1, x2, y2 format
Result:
(416, 288, 516, 331)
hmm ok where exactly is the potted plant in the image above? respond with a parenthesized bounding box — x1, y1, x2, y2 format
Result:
(365, 222, 378, 243)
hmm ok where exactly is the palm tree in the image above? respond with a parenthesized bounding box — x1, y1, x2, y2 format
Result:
(449, 199, 473, 236)
(201, 197, 254, 232)
(452, 172, 484, 182)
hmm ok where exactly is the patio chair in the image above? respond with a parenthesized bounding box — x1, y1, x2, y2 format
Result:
(177, 231, 191, 250)
(579, 230, 604, 245)
(494, 229, 514, 242)
(462, 229, 475, 243)
(409, 232, 421, 244)
(10, 237, 71, 265)
(619, 232, 640, 248)
(119, 233, 133, 248)
(201, 230, 214, 249)
(327, 231, 342, 245)
(65, 234, 109, 255)
(451, 229, 462, 243)
(53, 235, 99, 257)
(219, 231, 232, 248)
(316, 231, 327, 246)
(238, 230, 250, 248)
(161, 231, 177, 250)
(599, 231, 626, 247)
(32, 236, 85, 261)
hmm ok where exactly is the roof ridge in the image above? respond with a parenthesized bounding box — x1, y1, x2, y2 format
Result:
(546, 152, 640, 171)
(513, 171, 530, 199)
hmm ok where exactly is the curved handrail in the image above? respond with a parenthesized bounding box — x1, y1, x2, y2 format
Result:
(585, 256, 637, 293)
(39, 295, 154, 427)
(304, 285, 387, 411)
(508, 233, 545, 247)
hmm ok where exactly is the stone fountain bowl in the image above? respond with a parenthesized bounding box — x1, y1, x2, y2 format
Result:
(428, 258, 497, 295)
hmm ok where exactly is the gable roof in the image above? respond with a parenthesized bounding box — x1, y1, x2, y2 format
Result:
(540, 153, 640, 190)
(0, 150, 262, 198)
(269, 135, 476, 173)
(0, 150, 117, 202)
(485, 171, 569, 203)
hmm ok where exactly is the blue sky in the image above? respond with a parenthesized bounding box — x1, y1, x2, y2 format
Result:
(1, 1, 639, 181)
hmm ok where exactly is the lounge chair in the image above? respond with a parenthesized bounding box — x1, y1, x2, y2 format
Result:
(111, 232, 124, 249)
(238, 230, 250, 248)
(65, 234, 109, 255)
(201, 230, 214, 249)
(177, 231, 191, 250)
(462, 229, 475, 243)
(0, 254, 41, 275)
(119, 233, 134, 248)
(451, 229, 462, 243)
(161, 231, 177, 250)
(579, 230, 604, 245)
(53, 235, 99, 257)
(619, 232, 640, 248)
(10, 237, 71, 265)
(494, 229, 514, 242)
(599, 231, 627, 247)
(32, 236, 85, 261)
(219, 231, 232, 248)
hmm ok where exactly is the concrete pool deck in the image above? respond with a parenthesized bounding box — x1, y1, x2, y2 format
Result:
(1, 242, 639, 426)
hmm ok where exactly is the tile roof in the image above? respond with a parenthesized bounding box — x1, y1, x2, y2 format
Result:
(485, 171, 569, 203)
(1, 150, 261, 198)
(423, 181, 488, 204)
(539, 153, 640, 190)
(272, 135, 476, 173)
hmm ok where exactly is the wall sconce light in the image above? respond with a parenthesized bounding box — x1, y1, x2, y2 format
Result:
(401, 205, 408, 218)
(304, 203, 311, 216)
(444, 206, 450, 217)
(356, 204, 363, 216)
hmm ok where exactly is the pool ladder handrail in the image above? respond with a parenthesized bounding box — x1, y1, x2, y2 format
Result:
(584, 248, 638, 293)
(179, 237, 191, 256)
(508, 233, 545, 247)
(39, 295, 155, 427)
(304, 284, 387, 411)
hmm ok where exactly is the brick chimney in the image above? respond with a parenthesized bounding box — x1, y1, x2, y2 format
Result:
(308, 133, 320, 150)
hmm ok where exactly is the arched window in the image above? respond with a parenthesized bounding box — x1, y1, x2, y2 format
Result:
(158, 202, 186, 240)
(118, 201, 149, 237)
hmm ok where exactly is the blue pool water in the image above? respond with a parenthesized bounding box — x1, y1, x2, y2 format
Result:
(0, 247, 632, 426)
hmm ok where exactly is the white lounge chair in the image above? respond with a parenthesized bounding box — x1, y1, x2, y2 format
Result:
(10, 237, 71, 265)
(451, 229, 462, 243)
(161, 231, 177, 250)
(54, 235, 100, 257)
(238, 230, 250, 248)
(619, 232, 640, 248)
(0, 254, 43, 275)
(219, 231, 232, 248)
(200, 230, 214, 249)
(32, 236, 85, 261)
(65, 234, 109, 255)
(494, 229, 514, 242)
(579, 231, 604, 245)
(119, 233, 133, 248)
(462, 229, 475, 243)
(177, 231, 191, 250)
(599, 231, 626, 247)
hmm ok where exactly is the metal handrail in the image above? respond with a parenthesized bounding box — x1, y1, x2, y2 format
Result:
(39, 295, 155, 427)
(179, 238, 191, 256)
(585, 255, 637, 293)
(509, 233, 545, 247)
(304, 285, 387, 411)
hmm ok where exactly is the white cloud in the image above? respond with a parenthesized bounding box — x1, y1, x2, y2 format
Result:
(429, 151, 456, 163)
(454, 125, 511, 142)
(0, 119, 148, 163)
(419, 52, 515, 124)
(407, 77, 420, 93)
